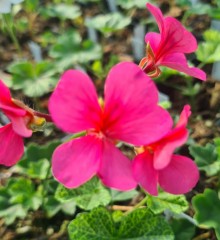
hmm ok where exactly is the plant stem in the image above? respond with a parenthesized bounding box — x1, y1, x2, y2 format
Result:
(124, 194, 148, 215)
(197, 62, 206, 69)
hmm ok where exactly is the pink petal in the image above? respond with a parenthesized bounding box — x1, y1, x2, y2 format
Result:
(158, 154, 199, 194)
(49, 70, 102, 134)
(153, 127, 188, 170)
(0, 124, 24, 166)
(7, 115, 32, 137)
(146, 4, 197, 54)
(154, 105, 191, 170)
(146, 3, 164, 33)
(0, 80, 12, 102)
(175, 104, 191, 128)
(98, 139, 136, 191)
(103, 62, 172, 145)
(52, 135, 102, 188)
(160, 53, 206, 81)
(160, 17, 197, 54)
(132, 151, 158, 196)
(145, 32, 161, 53)
(0, 80, 25, 116)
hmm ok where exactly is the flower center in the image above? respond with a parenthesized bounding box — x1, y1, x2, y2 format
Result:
(12, 98, 46, 132)
(139, 43, 161, 78)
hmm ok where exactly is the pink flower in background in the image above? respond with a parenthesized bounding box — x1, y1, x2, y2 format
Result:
(139, 3, 206, 81)
(0, 80, 45, 166)
(49, 62, 173, 191)
(133, 105, 199, 195)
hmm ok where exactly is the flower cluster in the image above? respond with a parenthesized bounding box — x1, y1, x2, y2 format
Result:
(0, 80, 46, 166)
(0, 3, 206, 195)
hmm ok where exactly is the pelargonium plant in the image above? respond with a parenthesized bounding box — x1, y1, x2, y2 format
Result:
(0, 1, 205, 204)
(0, 2, 208, 239)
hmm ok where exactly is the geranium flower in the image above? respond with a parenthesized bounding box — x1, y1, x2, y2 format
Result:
(133, 105, 199, 195)
(0, 80, 45, 166)
(49, 62, 173, 191)
(139, 3, 206, 80)
(0, 0, 23, 14)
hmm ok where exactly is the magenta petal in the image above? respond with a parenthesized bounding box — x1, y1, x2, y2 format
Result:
(158, 154, 199, 194)
(52, 135, 102, 188)
(133, 151, 158, 196)
(145, 32, 161, 52)
(175, 104, 191, 128)
(49, 70, 101, 134)
(137, 106, 173, 145)
(0, 80, 26, 116)
(146, 4, 197, 54)
(153, 128, 188, 170)
(161, 17, 197, 54)
(98, 139, 136, 191)
(7, 114, 32, 137)
(0, 80, 12, 102)
(146, 3, 164, 33)
(103, 62, 171, 145)
(154, 105, 191, 170)
(0, 124, 24, 166)
(160, 53, 206, 81)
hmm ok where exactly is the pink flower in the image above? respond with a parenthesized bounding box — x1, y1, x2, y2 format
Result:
(49, 62, 173, 191)
(140, 3, 206, 81)
(133, 105, 199, 195)
(0, 80, 45, 166)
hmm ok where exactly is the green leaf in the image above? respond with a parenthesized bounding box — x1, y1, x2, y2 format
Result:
(68, 207, 174, 240)
(61, 201, 76, 216)
(214, 137, 220, 160)
(17, 158, 50, 179)
(0, 178, 42, 224)
(147, 192, 189, 214)
(203, 30, 220, 42)
(192, 189, 220, 239)
(91, 55, 119, 80)
(187, 3, 211, 15)
(25, 140, 61, 162)
(55, 177, 111, 210)
(68, 207, 115, 240)
(189, 143, 220, 176)
(8, 61, 57, 97)
(15, 141, 60, 179)
(170, 218, 196, 240)
(49, 30, 102, 70)
(196, 42, 220, 63)
(0, 204, 26, 225)
(40, 4, 81, 20)
(44, 196, 62, 217)
(8, 178, 42, 211)
(43, 196, 76, 218)
(196, 30, 220, 64)
(76, 0, 100, 3)
(118, 208, 174, 239)
(116, 0, 149, 9)
(85, 13, 131, 35)
(110, 189, 138, 202)
(23, 0, 39, 12)
(0, 187, 26, 225)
